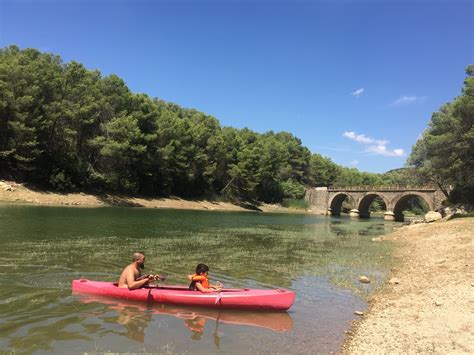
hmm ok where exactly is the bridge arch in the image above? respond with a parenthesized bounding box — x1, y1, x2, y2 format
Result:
(306, 186, 446, 220)
(357, 193, 390, 218)
(328, 192, 356, 216)
(392, 193, 434, 221)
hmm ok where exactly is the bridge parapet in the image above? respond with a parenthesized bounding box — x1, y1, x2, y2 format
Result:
(328, 185, 439, 192)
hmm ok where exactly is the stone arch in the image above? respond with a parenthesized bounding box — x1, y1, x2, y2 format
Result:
(357, 193, 390, 218)
(392, 193, 434, 221)
(329, 193, 355, 216)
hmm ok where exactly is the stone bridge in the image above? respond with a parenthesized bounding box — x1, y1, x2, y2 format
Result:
(305, 186, 447, 221)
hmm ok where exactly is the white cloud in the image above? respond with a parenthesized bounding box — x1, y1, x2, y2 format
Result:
(350, 160, 359, 166)
(366, 144, 405, 157)
(351, 88, 364, 97)
(343, 131, 405, 157)
(343, 131, 388, 145)
(390, 95, 427, 106)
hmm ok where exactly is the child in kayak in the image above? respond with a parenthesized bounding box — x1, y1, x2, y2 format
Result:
(188, 263, 222, 293)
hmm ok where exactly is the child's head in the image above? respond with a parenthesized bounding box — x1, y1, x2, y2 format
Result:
(195, 263, 209, 275)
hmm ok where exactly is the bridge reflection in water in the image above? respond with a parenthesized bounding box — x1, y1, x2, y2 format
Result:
(306, 186, 447, 221)
(76, 293, 292, 346)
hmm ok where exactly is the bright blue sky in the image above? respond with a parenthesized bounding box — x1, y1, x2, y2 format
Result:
(1, 0, 472, 173)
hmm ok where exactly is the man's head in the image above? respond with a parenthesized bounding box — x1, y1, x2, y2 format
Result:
(132, 252, 146, 269)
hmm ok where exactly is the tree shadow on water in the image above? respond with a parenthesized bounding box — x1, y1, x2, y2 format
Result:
(236, 201, 263, 211)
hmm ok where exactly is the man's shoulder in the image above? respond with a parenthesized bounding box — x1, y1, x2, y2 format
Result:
(122, 263, 136, 273)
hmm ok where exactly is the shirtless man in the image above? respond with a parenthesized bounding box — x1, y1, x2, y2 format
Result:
(118, 252, 158, 289)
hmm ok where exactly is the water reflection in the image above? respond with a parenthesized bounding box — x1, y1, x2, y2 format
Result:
(114, 304, 153, 342)
(77, 294, 292, 347)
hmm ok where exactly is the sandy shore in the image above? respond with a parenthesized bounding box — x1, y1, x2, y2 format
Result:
(0, 180, 305, 213)
(342, 217, 474, 354)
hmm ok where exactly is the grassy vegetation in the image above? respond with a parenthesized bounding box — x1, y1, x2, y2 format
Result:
(281, 198, 310, 210)
(451, 212, 474, 219)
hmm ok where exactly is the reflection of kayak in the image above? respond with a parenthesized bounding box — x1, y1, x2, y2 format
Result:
(77, 293, 293, 332)
(72, 279, 295, 310)
(168, 306, 292, 332)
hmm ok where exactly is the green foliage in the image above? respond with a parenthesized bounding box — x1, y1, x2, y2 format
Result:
(381, 168, 419, 186)
(369, 196, 386, 212)
(333, 167, 383, 186)
(280, 179, 306, 199)
(281, 198, 310, 209)
(307, 154, 338, 186)
(0, 45, 425, 204)
(408, 65, 474, 203)
(49, 170, 75, 191)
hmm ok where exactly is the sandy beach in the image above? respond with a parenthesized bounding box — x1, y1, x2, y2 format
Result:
(342, 217, 474, 354)
(0, 180, 304, 213)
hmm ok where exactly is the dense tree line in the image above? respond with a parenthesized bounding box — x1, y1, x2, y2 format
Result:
(0, 46, 420, 203)
(408, 66, 474, 204)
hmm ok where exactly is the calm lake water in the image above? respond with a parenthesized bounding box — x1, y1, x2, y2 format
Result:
(0, 204, 396, 354)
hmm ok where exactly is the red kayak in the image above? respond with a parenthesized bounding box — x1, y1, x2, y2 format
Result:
(72, 279, 295, 311)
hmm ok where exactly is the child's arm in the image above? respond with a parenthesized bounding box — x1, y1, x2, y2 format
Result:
(195, 282, 218, 293)
(210, 281, 223, 290)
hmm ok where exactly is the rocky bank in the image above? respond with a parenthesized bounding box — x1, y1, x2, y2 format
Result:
(343, 217, 474, 354)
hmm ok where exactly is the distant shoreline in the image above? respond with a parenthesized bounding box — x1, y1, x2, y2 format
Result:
(0, 180, 309, 214)
(341, 217, 474, 353)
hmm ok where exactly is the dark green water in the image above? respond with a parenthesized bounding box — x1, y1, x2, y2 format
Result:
(0, 204, 395, 354)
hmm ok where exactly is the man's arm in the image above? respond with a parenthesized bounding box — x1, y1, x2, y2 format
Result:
(126, 270, 152, 290)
